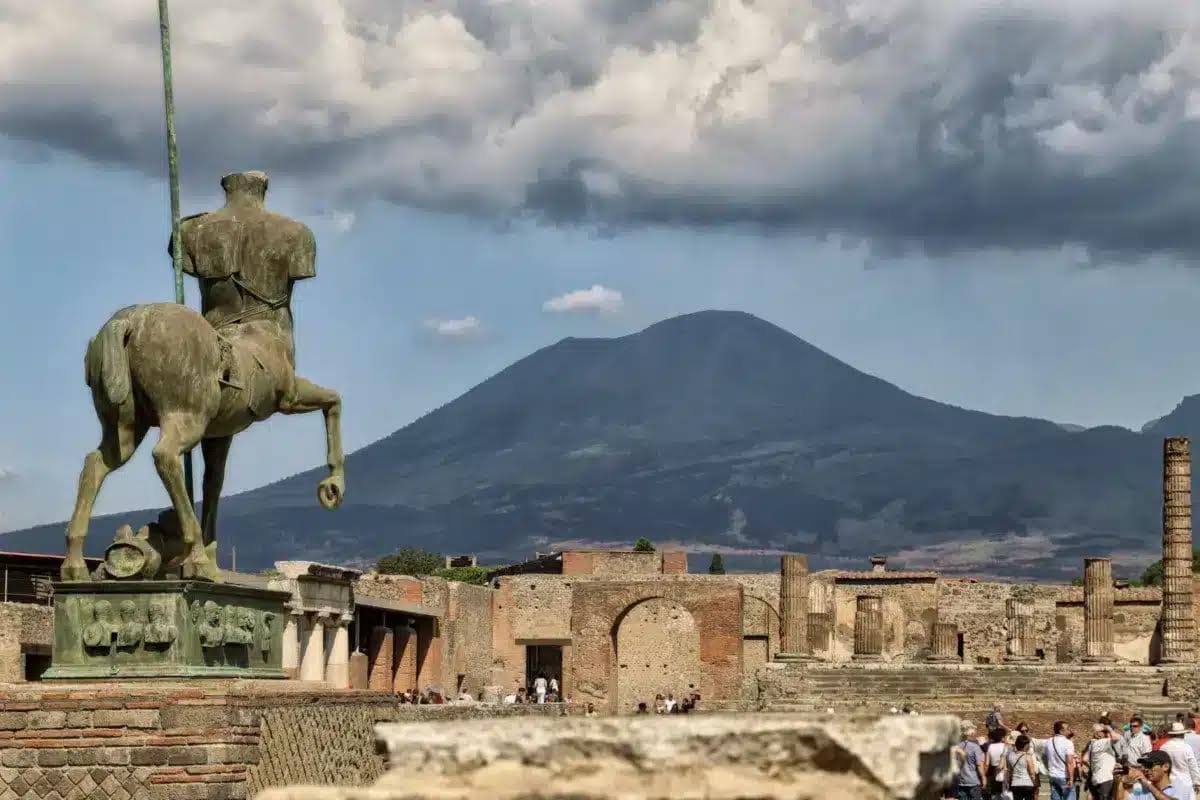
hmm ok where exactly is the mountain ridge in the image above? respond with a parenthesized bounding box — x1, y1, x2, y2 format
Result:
(2, 309, 1192, 579)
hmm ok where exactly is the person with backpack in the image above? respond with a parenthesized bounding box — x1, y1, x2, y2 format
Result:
(987, 704, 1005, 733)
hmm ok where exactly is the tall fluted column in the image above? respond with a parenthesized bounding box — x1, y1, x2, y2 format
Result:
(807, 581, 833, 659)
(281, 606, 303, 678)
(930, 622, 959, 662)
(325, 613, 353, 688)
(368, 625, 395, 692)
(299, 611, 328, 682)
(1005, 599, 1037, 662)
(1084, 558, 1116, 662)
(853, 595, 883, 660)
(1162, 437, 1196, 663)
(777, 555, 812, 660)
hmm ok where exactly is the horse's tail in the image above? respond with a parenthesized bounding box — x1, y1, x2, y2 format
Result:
(85, 313, 134, 410)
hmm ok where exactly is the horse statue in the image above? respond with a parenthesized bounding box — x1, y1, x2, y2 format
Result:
(61, 171, 344, 582)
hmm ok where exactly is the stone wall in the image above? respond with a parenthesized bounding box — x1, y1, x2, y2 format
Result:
(257, 714, 961, 800)
(0, 682, 577, 800)
(832, 579, 938, 662)
(0, 603, 51, 683)
(443, 582, 493, 696)
(935, 580, 1062, 664)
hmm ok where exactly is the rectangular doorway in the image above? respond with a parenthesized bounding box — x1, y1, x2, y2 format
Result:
(525, 645, 563, 695)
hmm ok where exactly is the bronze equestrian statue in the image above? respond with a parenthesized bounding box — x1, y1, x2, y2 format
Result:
(61, 171, 344, 582)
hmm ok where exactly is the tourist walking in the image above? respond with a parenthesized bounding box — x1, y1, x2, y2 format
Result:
(1156, 722, 1200, 800)
(987, 704, 1005, 734)
(1081, 723, 1121, 800)
(954, 723, 987, 800)
(1007, 734, 1040, 800)
(983, 727, 1011, 799)
(533, 673, 548, 704)
(1046, 721, 1080, 800)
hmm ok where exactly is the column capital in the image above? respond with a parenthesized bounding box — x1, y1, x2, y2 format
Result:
(337, 613, 354, 627)
(315, 609, 334, 621)
(286, 604, 306, 617)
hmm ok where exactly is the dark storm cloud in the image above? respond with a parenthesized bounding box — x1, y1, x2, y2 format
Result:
(2, 0, 1199, 257)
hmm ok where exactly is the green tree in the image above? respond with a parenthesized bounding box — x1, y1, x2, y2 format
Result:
(377, 547, 443, 576)
(432, 565, 493, 586)
(708, 553, 726, 575)
(633, 537, 655, 553)
(1134, 547, 1200, 587)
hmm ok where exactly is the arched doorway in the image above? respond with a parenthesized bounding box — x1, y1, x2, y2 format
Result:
(613, 598, 700, 713)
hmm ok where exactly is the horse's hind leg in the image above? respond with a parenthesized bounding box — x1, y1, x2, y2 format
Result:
(200, 436, 232, 564)
(152, 413, 219, 582)
(280, 377, 344, 510)
(62, 418, 147, 581)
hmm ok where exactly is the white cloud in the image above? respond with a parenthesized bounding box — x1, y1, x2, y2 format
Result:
(327, 209, 356, 233)
(1, 1, 1200, 257)
(422, 315, 484, 339)
(542, 285, 624, 314)
(0, 466, 16, 481)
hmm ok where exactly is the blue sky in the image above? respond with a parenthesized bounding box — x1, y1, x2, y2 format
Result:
(3, 0, 1200, 532)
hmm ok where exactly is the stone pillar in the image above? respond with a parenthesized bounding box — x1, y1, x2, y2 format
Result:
(806, 581, 832, 659)
(929, 622, 959, 662)
(1162, 437, 1196, 663)
(777, 554, 811, 660)
(299, 611, 328, 682)
(1084, 558, 1116, 663)
(349, 650, 369, 690)
(1005, 599, 1037, 662)
(368, 625, 395, 692)
(853, 595, 883, 660)
(325, 613, 353, 688)
(392, 619, 419, 694)
(281, 606, 303, 679)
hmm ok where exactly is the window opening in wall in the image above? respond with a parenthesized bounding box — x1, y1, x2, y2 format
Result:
(22, 647, 51, 681)
(525, 645, 563, 696)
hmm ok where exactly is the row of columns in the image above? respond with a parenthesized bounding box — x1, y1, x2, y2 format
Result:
(366, 619, 421, 693)
(282, 608, 354, 686)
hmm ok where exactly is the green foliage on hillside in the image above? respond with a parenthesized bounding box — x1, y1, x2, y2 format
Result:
(708, 553, 726, 574)
(377, 547, 443, 577)
(633, 538, 655, 553)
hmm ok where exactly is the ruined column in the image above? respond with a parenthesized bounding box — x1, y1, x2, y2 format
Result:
(853, 595, 883, 660)
(929, 622, 959, 662)
(281, 606, 303, 678)
(368, 625, 395, 692)
(807, 581, 833, 659)
(325, 613, 353, 688)
(299, 611, 328, 682)
(392, 619, 419, 694)
(1162, 437, 1196, 663)
(1084, 558, 1116, 662)
(1005, 599, 1037, 662)
(777, 554, 812, 660)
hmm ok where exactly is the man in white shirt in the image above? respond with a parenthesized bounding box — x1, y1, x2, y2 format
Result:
(1159, 723, 1200, 800)
(1123, 718, 1155, 766)
(1184, 715, 1200, 764)
(533, 674, 548, 704)
(1045, 721, 1078, 800)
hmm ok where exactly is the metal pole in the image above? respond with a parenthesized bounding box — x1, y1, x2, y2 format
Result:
(157, 0, 195, 506)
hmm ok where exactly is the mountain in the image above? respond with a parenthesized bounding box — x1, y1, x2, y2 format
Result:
(1, 310, 1191, 579)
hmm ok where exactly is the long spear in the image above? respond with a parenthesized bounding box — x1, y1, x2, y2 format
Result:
(157, 0, 196, 506)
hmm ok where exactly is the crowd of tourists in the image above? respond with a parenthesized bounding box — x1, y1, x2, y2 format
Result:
(947, 703, 1200, 799)
(633, 691, 703, 714)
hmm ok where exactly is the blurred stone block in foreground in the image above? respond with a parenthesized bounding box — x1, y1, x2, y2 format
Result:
(256, 713, 960, 800)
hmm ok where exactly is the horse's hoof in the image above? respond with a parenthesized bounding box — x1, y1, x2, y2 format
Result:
(318, 476, 345, 510)
(60, 561, 90, 582)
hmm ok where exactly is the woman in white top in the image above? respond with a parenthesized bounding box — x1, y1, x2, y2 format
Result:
(983, 727, 1011, 799)
(1007, 734, 1040, 800)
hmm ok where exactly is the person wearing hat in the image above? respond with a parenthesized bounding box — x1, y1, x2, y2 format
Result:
(1116, 750, 1177, 798)
(1157, 722, 1200, 800)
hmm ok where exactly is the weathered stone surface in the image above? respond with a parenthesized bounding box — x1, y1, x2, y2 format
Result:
(255, 714, 958, 800)
(1162, 437, 1195, 663)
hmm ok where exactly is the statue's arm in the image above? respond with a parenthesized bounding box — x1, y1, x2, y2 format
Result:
(288, 225, 317, 281)
(168, 213, 206, 277)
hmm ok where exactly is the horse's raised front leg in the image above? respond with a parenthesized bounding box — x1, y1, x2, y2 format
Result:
(200, 436, 233, 566)
(280, 376, 344, 509)
(153, 413, 219, 582)
(62, 420, 147, 581)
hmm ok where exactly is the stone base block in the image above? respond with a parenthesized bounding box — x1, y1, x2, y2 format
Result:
(45, 579, 289, 680)
(852, 654, 884, 662)
(774, 652, 817, 663)
(1002, 656, 1040, 664)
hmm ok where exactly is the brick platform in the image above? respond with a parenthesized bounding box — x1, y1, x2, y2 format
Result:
(0, 681, 577, 799)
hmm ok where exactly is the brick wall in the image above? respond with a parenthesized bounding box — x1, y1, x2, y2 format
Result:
(444, 582, 492, 696)
(0, 603, 51, 683)
(0, 684, 580, 800)
(569, 581, 742, 713)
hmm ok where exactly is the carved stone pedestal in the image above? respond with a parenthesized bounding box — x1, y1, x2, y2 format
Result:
(44, 580, 289, 680)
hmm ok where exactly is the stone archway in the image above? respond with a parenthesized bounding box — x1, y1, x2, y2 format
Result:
(613, 598, 701, 713)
